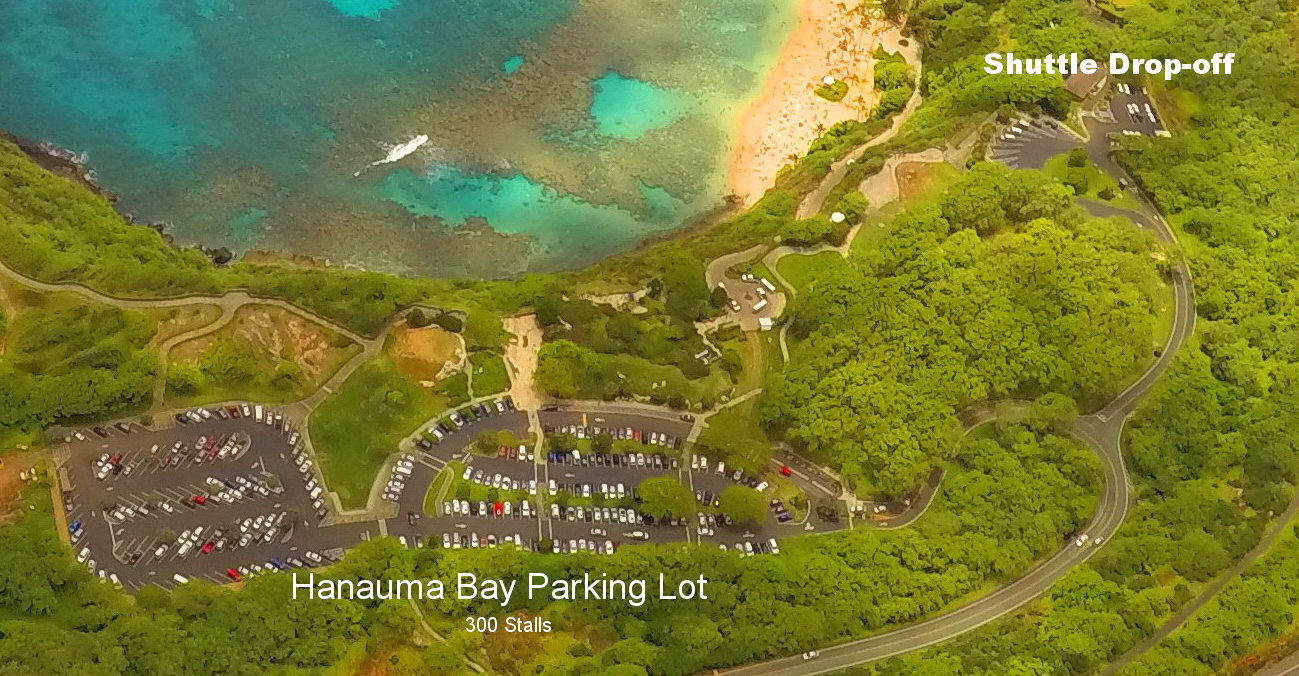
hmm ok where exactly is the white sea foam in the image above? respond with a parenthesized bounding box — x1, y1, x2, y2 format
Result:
(354, 134, 429, 176)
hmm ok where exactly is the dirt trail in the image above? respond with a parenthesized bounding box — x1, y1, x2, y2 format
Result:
(503, 314, 544, 411)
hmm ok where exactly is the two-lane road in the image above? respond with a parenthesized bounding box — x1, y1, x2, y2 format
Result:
(718, 103, 1196, 676)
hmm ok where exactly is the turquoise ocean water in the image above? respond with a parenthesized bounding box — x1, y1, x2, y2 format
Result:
(0, 0, 794, 277)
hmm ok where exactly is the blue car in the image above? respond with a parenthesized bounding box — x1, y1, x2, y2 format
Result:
(68, 520, 82, 533)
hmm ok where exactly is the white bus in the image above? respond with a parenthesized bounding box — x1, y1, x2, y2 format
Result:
(752, 298, 769, 312)
(759, 278, 776, 292)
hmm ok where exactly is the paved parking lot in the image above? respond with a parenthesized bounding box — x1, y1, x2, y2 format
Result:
(62, 409, 379, 589)
(386, 408, 537, 548)
(59, 400, 845, 588)
(990, 83, 1166, 172)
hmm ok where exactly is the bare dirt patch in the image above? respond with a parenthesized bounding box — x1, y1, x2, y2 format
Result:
(389, 321, 463, 387)
(146, 305, 224, 346)
(172, 304, 358, 385)
(896, 161, 951, 202)
(0, 450, 45, 521)
(0, 281, 16, 356)
(504, 314, 545, 410)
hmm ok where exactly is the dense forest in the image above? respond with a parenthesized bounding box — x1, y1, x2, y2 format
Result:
(0, 298, 157, 443)
(846, 0, 1299, 673)
(0, 422, 1098, 675)
(3, 0, 1299, 671)
(763, 163, 1163, 495)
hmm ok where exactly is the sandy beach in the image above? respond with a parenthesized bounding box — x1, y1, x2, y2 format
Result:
(727, 0, 896, 205)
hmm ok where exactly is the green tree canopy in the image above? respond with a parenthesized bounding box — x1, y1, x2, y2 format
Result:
(637, 476, 696, 519)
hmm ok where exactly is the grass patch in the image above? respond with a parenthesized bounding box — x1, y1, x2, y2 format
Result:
(310, 354, 447, 509)
(776, 251, 849, 294)
(1143, 78, 1200, 135)
(423, 461, 462, 515)
(606, 354, 734, 407)
(696, 397, 773, 473)
(447, 472, 532, 505)
(1042, 152, 1142, 210)
(848, 162, 963, 260)
(469, 351, 510, 396)
(814, 79, 849, 102)
(434, 371, 471, 407)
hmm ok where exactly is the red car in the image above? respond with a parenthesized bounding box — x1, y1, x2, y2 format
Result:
(201, 541, 214, 554)
(493, 502, 504, 516)
(226, 568, 241, 581)
(780, 466, 792, 477)
(226, 406, 241, 418)
(192, 495, 207, 506)
(109, 453, 123, 465)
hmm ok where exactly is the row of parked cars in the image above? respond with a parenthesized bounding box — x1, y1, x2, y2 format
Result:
(291, 444, 330, 520)
(66, 421, 137, 443)
(75, 546, 120, 587)
(721, 538, 780, 556)
(547, 449, 677, 470)
(695, 511, 734, 536)
(442, 498, 535, 519)
(552, 504, 653, 527)
(496, 444, 535, 462)
(553, 537, 619, 555)
(215, 549, 334, 583)
(416, 397, 517, 449)
(381, 454, 417, 503)
(173, 403, 287, 430)
(544, 424, 683, 450)
(769, 498, 795, 523)
(550, 479, 632, 500)
(461, 464, 531, 492)
(152, 512, 291, 563)
(92, 433, 248, 481)
(438, 532, 528, 550)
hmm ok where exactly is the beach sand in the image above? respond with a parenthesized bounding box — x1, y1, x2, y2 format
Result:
(727, 0, 895, 206)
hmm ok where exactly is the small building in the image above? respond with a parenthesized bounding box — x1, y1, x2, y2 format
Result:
(758, 317, 774, 331)
(1064, 64, 1109, 101)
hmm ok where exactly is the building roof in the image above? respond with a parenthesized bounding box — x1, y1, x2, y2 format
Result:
(1064, 65, 1108, 100)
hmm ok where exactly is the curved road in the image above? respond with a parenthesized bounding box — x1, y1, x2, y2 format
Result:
(719, 117, 1196, 675)
(1, 88, 1199, 675)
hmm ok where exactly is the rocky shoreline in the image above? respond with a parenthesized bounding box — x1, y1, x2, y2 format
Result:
(5, 130, 239, 268)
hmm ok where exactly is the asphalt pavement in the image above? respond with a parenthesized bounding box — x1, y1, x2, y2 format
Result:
(720, 79, 1197, 675)
(62, 413, 378, 588)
